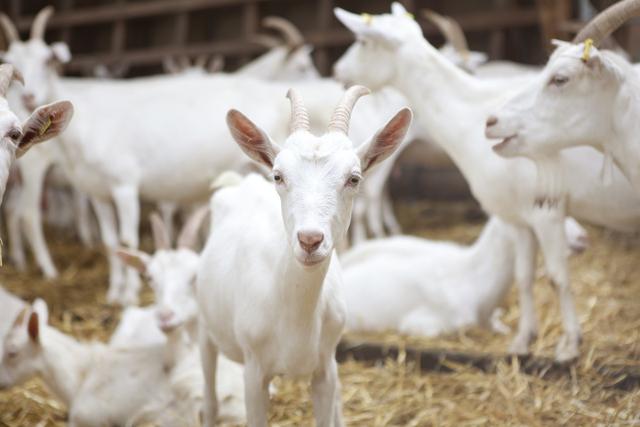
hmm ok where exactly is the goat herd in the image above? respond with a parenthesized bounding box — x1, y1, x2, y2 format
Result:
(0, 1, 638, 426)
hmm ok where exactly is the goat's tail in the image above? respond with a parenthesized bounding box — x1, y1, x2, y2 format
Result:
(210, 170, 244, 191)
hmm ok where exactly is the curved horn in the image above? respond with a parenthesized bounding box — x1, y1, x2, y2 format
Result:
(0, 13, 19, 44)
(422, 10, 469, 55)
(176, 206, 209, 250)
(262, 16, 304, 47)
(150, 212, 171, 250)
(30, 6, 54, 40)
(286, 88, 310, 134)
(328, 85, 370, 135)
(250, 34, 282, 49)
(0, 64, 24, 97)
(574, 0, 640, 46)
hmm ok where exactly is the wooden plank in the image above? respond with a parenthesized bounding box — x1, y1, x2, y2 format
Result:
(314, 0, 333, 75)
(336, 339, 640, 392)
(240, 2, 259, 65)
(14, 0, 287, 31)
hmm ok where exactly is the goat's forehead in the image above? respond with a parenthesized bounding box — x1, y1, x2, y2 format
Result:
(276, 134, 360, 174)
(281, 132, 354, 159)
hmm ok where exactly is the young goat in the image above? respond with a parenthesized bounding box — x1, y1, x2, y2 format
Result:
(197, 86, 411, 427)
(0, 300, 204, 426)
(486, 0, 640, 193)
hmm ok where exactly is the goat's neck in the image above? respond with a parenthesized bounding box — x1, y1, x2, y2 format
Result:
(276, 248, 331, 322)
(237, 48, 285, 78)
(39, 326, 94, 406)
(389, 39, 505, 180)
(0, 150, 13, 203)
(611, 77, 640, 191)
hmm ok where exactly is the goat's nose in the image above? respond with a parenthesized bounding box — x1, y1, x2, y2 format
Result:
(486, 115, 498, 127)
(297, 230, 324, 253)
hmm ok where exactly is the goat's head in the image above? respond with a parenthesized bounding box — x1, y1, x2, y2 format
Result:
(227, 85, 412, 267)
(0, 299, 48, 389)
(0, 7, 70, 110)
(117, 207, 208, 333)
(333, 3, 423, 91)
(0, 64, 73, 203)
(486, 0, 640, 159)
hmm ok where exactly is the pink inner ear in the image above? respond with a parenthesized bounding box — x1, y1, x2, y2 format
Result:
(27, 312, 39, 341)
(228, 110, 273, 166)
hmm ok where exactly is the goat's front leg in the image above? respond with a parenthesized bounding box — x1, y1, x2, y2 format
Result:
(112, 185, 141, 306)
(73, 189, 95, 247)
(350, 197, 368, 245)
(3, 185, 27, 270)
(199, 330, 219, 427)
(532, 212, 581, 362)
(311, 357, 344, 427)
(157, 201, 177, 244)
(91, 197, 124, 304)
(243, 356, 271, 427)
(510, 225, 539, 355)
(381, 188, 402, 235)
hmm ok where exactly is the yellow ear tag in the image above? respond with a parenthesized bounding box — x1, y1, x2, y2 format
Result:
(39, 117, 52, 136)
(405, 12, 415, 20)
(361, 13, 373, 26)
(581, 38, 594, 62)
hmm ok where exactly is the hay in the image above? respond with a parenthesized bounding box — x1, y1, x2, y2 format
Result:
(0, 201, 639, 426)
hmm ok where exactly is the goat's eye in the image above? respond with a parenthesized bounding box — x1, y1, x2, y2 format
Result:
(273, 172, 284, 184)
(346, 174, 362, 187)
(549, 75, 569, 87)
(6, 128, 21, 142)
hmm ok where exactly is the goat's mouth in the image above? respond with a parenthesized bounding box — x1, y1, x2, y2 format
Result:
(297, 252, 326, 267)
(491, 135, 518, 154)
(158, 319, 182, 333)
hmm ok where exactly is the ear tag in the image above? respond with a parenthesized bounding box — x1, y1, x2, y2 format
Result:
(361, 13, 373, 26)
(39, 117, 52, 136)
(600, 148, 614, 186)
(581, 38, 594, 62)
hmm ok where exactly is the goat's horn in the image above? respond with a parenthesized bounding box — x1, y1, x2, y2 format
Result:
(286, 88, 310, 134)
(574, 0, 640, 46)
(208, 55, 225, 73)
(422, 10, 469, 56)
(30, 6, 54, 40)
(328, 85, 370, 135)
(150, 212, 171, 250)
(262, 16, 304, 48)
(177, 206, 209, 250)
(0, 13, 19, 44)
(250, 34, 282, 49)
(0, 64, 24, 97)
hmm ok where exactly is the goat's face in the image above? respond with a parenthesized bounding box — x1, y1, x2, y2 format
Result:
(333, 3, 423, 91)
(0, 301, 47, 390)
(2, 39, 70, 110)
(146, 249, 200, 332)
(279, 45, 321, 81)
(0, 96, 22, 202)
(486, 41, 623, 160)
(227, 87, 412, 267)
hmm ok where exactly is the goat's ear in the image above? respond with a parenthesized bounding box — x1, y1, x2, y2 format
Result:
(334, 8, 368, 34)
(116, 248, 150, 274)
(50, 42, 71, 64)
(27, 311, 39, 341)
(17, 101, 73, 158)
(357, 108, 412, 174)
(226, 109, 279, 168)
(32, 298, 49, 324)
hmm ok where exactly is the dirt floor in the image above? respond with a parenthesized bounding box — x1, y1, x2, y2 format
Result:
(0, 200, 638, 426)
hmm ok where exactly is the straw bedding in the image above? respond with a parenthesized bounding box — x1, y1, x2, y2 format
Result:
(0, 200, 638, 426)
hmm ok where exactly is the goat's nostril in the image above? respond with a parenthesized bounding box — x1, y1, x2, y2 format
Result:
(486, 116, 498, 127)
(297, 230, 324, 253)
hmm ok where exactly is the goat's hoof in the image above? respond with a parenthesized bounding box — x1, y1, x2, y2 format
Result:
(554, 334, 580, 363)
(508, 334, 533, 355)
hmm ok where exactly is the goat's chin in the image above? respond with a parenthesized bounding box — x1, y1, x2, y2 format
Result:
(158, 320, 182, 333)
(295, 251, 329, 268)
(491, 136, 521, 158)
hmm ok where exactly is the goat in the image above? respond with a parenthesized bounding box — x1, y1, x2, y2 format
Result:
(332, 3, 640, 361)
(0, 299, 205, 426)
(197, 86, 411, 426)
(486, 0, 640, 193)
(0, 286, 25, 355)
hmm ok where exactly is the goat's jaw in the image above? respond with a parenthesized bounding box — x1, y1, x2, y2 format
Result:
(491, 135, 519, 156)
(158, 319, 182, 333)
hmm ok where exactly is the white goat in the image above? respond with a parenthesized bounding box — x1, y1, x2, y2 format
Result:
(486, 0, 640, 193)
(0, 299, 204, 426)
(0, 286, 25, 355)
(197, 87, 411, 427)
(332, 3, 640, 361)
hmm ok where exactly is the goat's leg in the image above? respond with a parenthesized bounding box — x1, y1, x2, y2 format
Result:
(112, 185, 141, 306)
(311, 357, 343, 427)
(381, 188, 402, 235)
(4, 186, 26, 270)
(199, 331, 219, 427)
(365, 194, 386, 239)
(91, 197, 124, 304)
(157, 201, 177, 245)
(510, 226, 539, 355)
(243, 356, 270, 427)
(19, 159, 57, 278)
(532, 214, 581, 362)
(73, 189, 95, 247)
